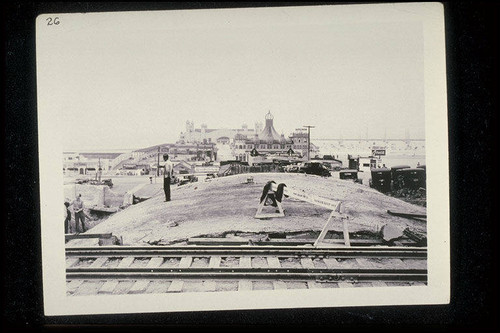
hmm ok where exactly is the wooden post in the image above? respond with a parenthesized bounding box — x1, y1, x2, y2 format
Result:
(343, 217, 351, 247)
(313, 211, 336, 247)
(313, 203, 351, 247)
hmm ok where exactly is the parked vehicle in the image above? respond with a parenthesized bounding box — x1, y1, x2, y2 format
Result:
(370, 168, 391, 193)
(284, 163, 303, 173)
(339, 169, 358, 180)
(299, 162, 331, 177)
(395, 168, 426, 190)
(177, 174, 198, 186)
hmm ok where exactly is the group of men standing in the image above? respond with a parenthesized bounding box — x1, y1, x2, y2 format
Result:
(63, 153, 173, 234)
(64, 194, 88, 234)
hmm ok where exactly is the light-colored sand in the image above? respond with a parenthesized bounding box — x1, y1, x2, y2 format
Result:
(67, 173, 426, 246)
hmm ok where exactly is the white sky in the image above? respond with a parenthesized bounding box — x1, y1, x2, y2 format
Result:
(37, 5, 426, 151)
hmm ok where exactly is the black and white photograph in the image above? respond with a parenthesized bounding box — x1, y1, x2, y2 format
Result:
(35, 2, 450, 315)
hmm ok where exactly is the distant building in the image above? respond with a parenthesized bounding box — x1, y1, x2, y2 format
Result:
(133, 142, 218, 163)
(177, 111, 303, 164)
(63, 152, 122, 175)
(178, 121, 263, 145)
(232, 111, 295, 164)
(289, 128, 319, 158)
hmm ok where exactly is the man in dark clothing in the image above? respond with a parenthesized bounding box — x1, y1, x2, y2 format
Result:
(64, 201, 71, 234)
(159, 154, 173, 201)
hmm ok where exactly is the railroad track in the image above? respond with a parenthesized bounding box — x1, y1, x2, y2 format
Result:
(66, 245, 427, 295)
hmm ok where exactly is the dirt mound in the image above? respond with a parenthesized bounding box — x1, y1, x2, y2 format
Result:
(67, 173, 426, 246)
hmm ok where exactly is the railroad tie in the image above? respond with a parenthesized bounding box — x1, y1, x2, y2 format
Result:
(129, 280, 150, 294)
(146, 257, 164, 269)
(99, 280, 119, 294)
(401, 259, 427, 270)
(411, 281, 427, 286)
(385, 258, 409, 269)
(338, 282, 355, 288)
(355, 258, 376, 269)
(267, 257, 281, 269)
(118, 257, 135, 268)
(307, 281, 323, 289)
(204, 280, 216, 292)
(209, 256, 221, 268)
(89, 257, 108, 268)
(167, 280, 184, 293)
(238, 280, 253, 291)
(66, 258, 79, 268)
(322, 258, 341, 269)
(300, 258, 315, 269)
(239, 256, 252, 269)
(66, 279, 84, 292)
(179, 256, 193, 268)
(273, 281, 287, 290)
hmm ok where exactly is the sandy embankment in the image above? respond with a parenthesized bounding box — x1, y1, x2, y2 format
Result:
(66, 173, 426, 246)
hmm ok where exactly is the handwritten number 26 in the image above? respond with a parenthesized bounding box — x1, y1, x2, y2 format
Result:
(46, 17, 60, 26)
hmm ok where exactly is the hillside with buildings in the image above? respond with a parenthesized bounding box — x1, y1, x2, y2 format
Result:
(63, 111, 425, 181)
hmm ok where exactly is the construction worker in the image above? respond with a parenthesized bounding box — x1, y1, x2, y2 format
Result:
(160, 154, 173, 201)
(72, 194, 86, 233)
(64, 201, 71, 234)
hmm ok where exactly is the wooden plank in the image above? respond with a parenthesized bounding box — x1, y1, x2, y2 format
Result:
(89, 206, 118, 213)
(238, 280, 253, 291)
(129, 280, 150, 294)
(267, 257, 281, 268)
(188, 237, 249, 245)
(187, 237, 387, 246)
(313, 214, 335, 247)
(208, 256, 221, 268)
(254, 213, 285, 219)
(146, 257, 164, 268)
(167, 280, 184, 293)
(65, 233, 112, 240)
(342, 218, 351, 246)
(239, 256, 252, 268)
(272, 184, 341, 211)
(98, 280, 119, 294)
(300, 258, 315, 269)
(179, 256, 193, 268)
(387, 210, 427, 219)
(89, 257, 108, 268)
(66, 258, 79, 268)
(118, 257, 135, 268)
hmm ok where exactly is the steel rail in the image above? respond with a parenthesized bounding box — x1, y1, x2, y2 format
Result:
(65, 245, 427, 259)
(67, 268, 427, 282)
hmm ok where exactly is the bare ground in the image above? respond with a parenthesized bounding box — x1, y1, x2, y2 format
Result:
(67, 173, 426, 246)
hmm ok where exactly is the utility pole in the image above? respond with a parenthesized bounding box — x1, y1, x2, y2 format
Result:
(303, 125, 315, 161)
(157, 146, 160, 177)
